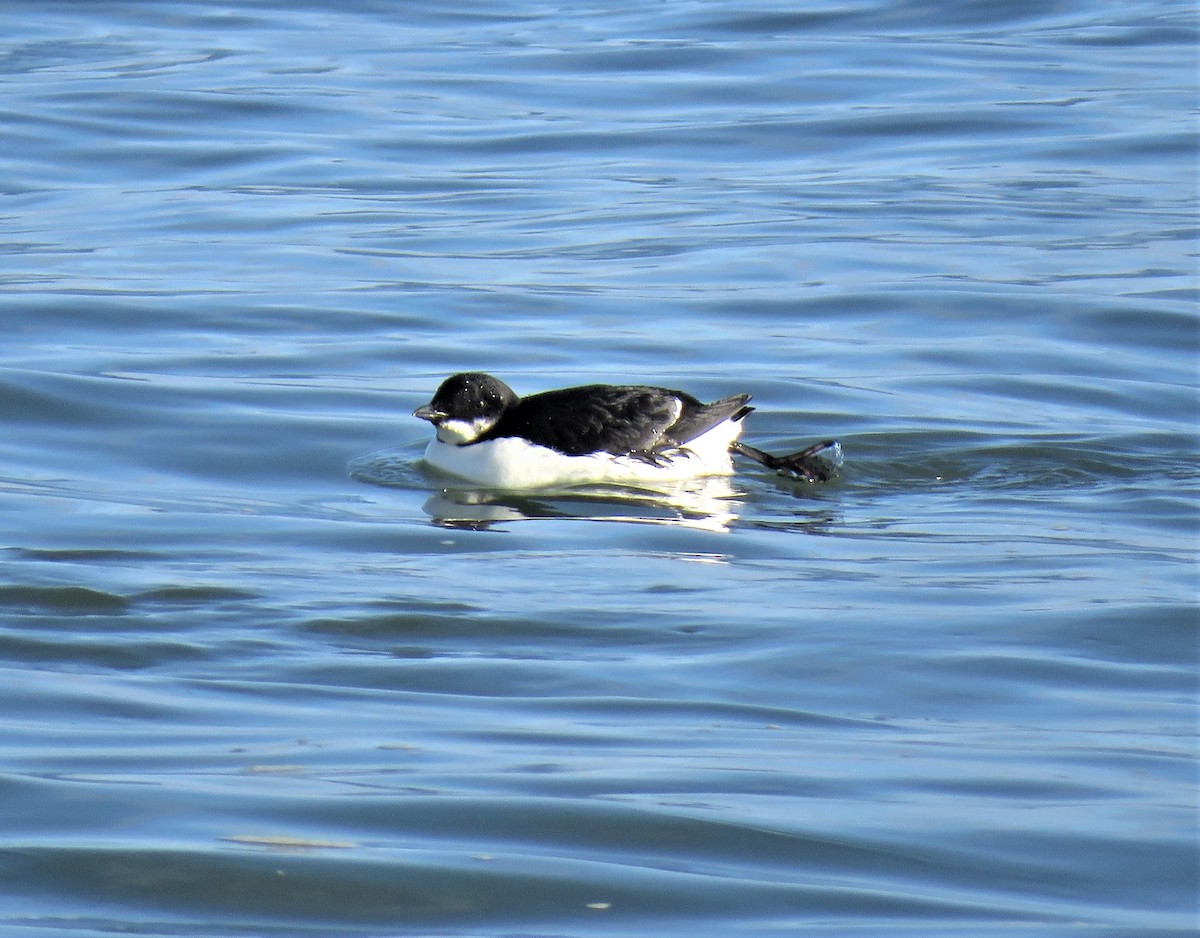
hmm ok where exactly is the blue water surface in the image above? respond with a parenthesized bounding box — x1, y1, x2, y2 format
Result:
(0, 1, 1196, 936)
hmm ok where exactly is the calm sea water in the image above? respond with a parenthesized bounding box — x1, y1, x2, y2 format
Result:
(1, 2, 1196, 936)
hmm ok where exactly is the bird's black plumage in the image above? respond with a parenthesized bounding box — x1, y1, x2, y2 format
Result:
(482, 384, 751, 456)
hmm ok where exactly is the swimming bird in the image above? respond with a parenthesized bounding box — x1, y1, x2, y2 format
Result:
(413, 372, 837, 489)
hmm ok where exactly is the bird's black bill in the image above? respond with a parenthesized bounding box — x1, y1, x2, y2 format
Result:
(413, 405, 445, 422)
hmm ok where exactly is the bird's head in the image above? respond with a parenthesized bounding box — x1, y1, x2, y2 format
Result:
(413, 372, 518, 445)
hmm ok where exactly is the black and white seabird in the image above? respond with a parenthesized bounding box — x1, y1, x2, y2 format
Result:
(413, 372, 837, 489)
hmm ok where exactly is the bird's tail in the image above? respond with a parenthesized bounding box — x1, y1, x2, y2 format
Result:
(670, 394, 753, 446)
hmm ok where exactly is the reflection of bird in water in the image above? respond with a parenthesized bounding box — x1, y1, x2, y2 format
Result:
(422, 475, 745, 533)
(413, 373, 840, 490)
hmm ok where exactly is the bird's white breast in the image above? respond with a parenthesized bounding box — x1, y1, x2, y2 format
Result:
(421, 418, 744, 490)
(434, 417, 493, 445)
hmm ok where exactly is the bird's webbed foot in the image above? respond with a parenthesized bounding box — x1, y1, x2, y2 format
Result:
(628, 446, 694, 468)
(731, 439, 842, 482)
(769, 440, 842, 482)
